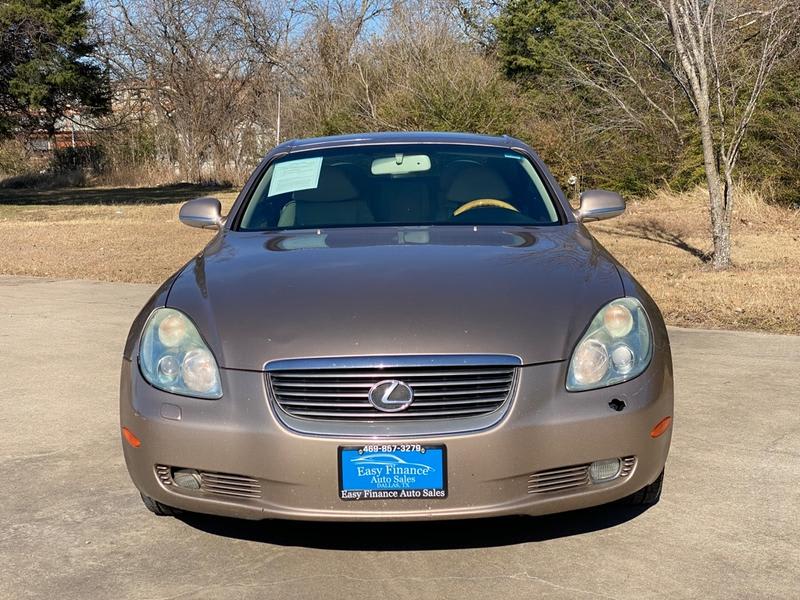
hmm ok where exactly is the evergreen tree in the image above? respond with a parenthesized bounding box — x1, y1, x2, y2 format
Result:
(0, 0, 109, 137)
(495, 0, 579, 82)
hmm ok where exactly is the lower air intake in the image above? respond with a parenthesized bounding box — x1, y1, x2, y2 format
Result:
(527, 456, 636, 494)
(200, 472, 261, 499)
(156, 465, 262, 499)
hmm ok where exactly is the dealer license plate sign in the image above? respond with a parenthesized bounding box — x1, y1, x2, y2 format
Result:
(338, 445, 447, 501)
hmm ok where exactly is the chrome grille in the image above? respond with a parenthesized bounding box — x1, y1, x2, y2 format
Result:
(267, 355, 518, 421)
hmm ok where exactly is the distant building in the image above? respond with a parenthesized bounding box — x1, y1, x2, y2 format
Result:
(25, 111, 94, 154)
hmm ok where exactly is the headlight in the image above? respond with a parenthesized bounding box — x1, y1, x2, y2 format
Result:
(567, 298, 652, 391)
(139, 308, 222, 398)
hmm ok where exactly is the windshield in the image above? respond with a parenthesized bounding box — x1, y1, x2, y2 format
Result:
(237, 144, 561, 231)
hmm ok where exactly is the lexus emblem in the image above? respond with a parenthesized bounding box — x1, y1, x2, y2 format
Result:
(368, 380, 414, 412)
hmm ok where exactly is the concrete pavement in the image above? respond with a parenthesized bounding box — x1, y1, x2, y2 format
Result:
(1, 277, 798, 599)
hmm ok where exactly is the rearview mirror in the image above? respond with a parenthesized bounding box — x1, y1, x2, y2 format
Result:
(577, 189, 625, 222)
(179, 197, 223, 230)
(371, 154, 431, 175)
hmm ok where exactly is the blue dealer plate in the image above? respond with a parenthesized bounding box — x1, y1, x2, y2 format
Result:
(338, 445, 447, 501)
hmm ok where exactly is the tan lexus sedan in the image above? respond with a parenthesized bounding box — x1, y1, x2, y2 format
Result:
(120, 132, 673, 521)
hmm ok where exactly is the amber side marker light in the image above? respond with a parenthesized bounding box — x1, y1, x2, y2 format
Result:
(650, 416, 672, 438)
(122, 427, 141, 448)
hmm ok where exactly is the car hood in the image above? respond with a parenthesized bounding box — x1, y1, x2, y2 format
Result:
(166, 225, 623, 370)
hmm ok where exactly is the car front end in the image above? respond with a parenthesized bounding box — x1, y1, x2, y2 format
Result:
(121, 335, 671, 521)
(120, 132, 673, 521)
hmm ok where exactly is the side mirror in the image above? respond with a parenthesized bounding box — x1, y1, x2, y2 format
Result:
(179, 197, 223, 230)
(576, 189, 625, 222)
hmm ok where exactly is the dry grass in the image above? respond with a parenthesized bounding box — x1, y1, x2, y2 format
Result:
(0, 186, 238, 284)
(1, 185, 798, 333)
(589, 186, 800, 334)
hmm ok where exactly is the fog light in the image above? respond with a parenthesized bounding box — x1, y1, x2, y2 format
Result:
(589, 458, 621, 482)
(172, 468, 201, 489)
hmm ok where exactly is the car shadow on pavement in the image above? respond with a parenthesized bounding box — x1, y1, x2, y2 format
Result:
(179, 504, 650, 550)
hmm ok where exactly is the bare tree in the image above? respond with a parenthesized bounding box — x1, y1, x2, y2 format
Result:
(350, 1, 522, 133)
(434, 0, 504, 50)
(98, 0, 294, 182)
(288, 0, 391, 134)
(576, 0, 800, 269)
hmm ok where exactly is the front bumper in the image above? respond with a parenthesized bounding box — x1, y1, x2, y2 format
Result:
(120, 353, 673, 521)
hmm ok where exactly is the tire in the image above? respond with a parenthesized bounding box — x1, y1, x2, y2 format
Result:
(140, 492, 183, 517)
(623, 469, 664, 506)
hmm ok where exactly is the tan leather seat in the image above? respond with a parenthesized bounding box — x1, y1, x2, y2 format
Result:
(278, 166, 374, 227)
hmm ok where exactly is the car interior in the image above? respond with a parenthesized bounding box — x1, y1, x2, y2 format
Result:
(238, 146, 560, 230)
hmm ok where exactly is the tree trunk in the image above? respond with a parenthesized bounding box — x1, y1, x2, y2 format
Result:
(713, 168, 735, 269)
(697, 109, 733, 269)
(709, 180, 732, 269)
